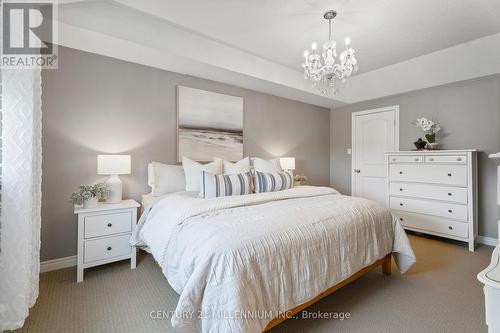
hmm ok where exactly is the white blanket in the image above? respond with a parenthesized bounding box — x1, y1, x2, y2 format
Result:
(131, 186, 415, 332)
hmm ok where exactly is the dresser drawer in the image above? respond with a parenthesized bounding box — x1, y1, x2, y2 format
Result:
(388, 155, 423, 164)
(389, 183, 468, 204)
(84, 212, 132, 239)
(84, 234, 131, 263)
(389, 164, 467, 186)
(390, 196, 468, 221)
(424, 155, 466, 164)
(394, 211, 468, 239)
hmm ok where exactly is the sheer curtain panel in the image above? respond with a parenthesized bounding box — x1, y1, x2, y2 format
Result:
(0, 69, 43, 330)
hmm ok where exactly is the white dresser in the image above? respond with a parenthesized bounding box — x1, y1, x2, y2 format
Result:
(386, 150, 477, 251)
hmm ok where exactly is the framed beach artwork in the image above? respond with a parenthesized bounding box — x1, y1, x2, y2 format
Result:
(177, 86, 244, 162)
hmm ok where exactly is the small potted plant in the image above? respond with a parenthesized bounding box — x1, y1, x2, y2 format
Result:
(412, 117, 441, 150)
(70, 183, 110, 208)
(293, 174, 308, 186)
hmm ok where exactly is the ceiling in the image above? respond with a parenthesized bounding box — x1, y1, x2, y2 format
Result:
(104, 0, 500, 74)
(55, 0, 500, 107)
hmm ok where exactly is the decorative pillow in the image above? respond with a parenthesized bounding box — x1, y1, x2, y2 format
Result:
(223, 157, 251, 174)
(200, 171, 253, 198)
(182, 157, 223, 192)
(251, 157, 282, 173)
(254, 170, 294, 193)
(149, 162, 186, 197)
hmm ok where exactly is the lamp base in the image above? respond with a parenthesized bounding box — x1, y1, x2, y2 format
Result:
(105, 175, 122, 203)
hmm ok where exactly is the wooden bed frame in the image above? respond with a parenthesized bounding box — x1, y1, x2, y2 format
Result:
(263, 254, 392, 332)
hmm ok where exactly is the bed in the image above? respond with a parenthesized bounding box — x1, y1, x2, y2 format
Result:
(131, 185, 415, 332)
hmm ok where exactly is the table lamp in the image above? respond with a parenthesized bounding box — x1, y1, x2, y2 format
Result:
(97, 155, 131, 203)
(280, 157, 295, 171)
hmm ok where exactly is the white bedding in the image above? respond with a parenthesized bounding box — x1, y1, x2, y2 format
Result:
(131, 186, 415, 332)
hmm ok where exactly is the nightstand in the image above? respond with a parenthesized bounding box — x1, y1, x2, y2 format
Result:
(74, 199, 140, 282)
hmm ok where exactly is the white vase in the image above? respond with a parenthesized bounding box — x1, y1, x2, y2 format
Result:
(83, 197, 98, 208)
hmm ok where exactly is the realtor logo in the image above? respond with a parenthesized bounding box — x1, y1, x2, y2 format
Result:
(1, 0, 58, 68)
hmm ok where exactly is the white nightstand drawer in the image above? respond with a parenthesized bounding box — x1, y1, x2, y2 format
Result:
(84, 212, 132, 239)
(394, 211, 468, 239)
(388, 155, 423, 163)
(390, 196, 468, 221)
(84, 234, 131, 263)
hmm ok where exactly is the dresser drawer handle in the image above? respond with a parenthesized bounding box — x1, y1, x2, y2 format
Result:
(399, 171, 403, 175)
(414, 158, 419, 161)
(399, 203, 404, 206)
(447, 173, 452, 177)
(107, 246, 112, 251)
(448, 209, 452, 213)
(392, 158, 396, 162)
(107, 223, 112, 227)
(448, 226, 453, 230)
(429, 157, 434, 161)
(399, 188, 403, 191)
(448, 193, 452, 196)
(457, 157, 462, 161)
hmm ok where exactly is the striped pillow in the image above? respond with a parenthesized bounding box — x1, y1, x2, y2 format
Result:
(254, 170, 294, 193)
(200, 171, 253, 198)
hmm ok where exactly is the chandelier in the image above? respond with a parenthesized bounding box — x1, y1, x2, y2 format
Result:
(302, 10, 358, 96)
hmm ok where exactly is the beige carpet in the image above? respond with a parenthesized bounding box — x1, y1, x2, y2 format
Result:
(13, 233, 493, 333)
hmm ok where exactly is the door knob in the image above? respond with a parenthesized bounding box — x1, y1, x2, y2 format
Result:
(354, 169, 361, 173)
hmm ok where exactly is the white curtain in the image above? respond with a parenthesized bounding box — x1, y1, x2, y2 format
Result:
(0, 69, 43, 330)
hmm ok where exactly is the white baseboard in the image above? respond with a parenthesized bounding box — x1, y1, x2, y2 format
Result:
(477, 236, 498, 247)
(40, 255, 77, 273)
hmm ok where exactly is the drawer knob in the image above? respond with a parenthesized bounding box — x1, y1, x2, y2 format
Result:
(107, 223, 112, 227)
(399, 188, 403, 191)
(457, 157, 462, 161)
(399, 171, 403, 175)
(448, 226, 453, 230)
(414, 158, 419, 161)
(399, 203, 404, 206)
(392, 158, 396, 162)
(447, 173, 452, 177)
(429, 158, 434, 161)
(107, 246, 112, 251)
(448, 193, 452, 196)
(448, 209, 452, 213)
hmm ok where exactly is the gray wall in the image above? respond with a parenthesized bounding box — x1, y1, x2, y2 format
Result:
(331, 76, 500, 238)
(41, 46, 331, 261)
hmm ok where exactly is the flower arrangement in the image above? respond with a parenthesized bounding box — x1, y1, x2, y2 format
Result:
(412, 117, 441, 143)
(70, 183, 110, 208)
(293, 174, 308, 186)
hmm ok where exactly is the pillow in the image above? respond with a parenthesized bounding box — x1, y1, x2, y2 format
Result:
(223, 157, 251, 174)
(252, 157, 282, 173)
(254, 170, 294, 193)
(149, 162, 186, 196)
(200, 171, 253, 198)
(182, 157, 223, 192)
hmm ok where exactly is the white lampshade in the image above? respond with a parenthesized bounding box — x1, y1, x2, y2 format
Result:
(280, 157, 295, 171)
(97, 155, 131, 175)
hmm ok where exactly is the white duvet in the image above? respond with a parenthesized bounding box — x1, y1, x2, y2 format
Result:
(131, 186, 415, 333)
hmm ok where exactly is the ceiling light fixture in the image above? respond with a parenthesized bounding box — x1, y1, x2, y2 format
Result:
(302, 10, 358, 96)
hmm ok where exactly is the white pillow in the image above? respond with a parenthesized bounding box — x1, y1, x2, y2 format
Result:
(223, 157, 251, 174)
(251, 157, 282, 173)
(182, 157, 223, 192)
(149, 162, 186, 197)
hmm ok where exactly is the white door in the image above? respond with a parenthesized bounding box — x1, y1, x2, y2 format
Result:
(352, 106, 399, 205)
